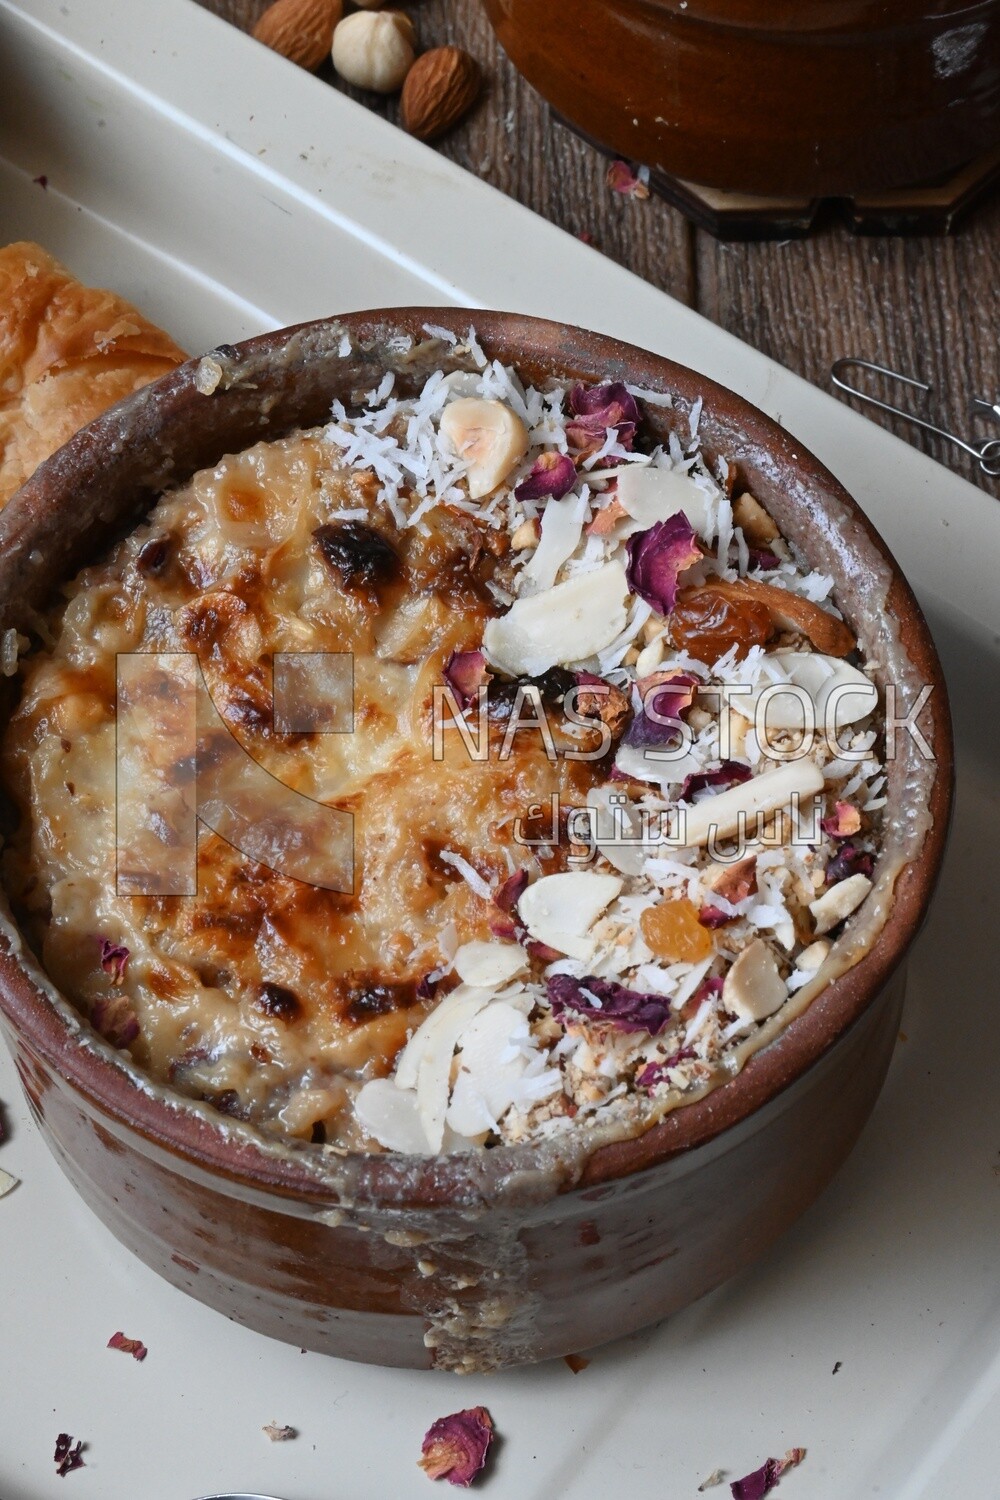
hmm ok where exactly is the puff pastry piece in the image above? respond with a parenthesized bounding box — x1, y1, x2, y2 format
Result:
(0, 241, 186, 507)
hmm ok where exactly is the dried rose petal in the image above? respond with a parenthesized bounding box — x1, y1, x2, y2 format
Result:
(419, 1406, 494, 1487)
(680, 975, 724, 1022)
(514, 450, 577, 501)
(699, 904, 734, 929)
(417, 973, 440, 1001)
(548, 974, 674, 1036)
(730, 1448, 806, 1500)
(623, 669, 699, 751)
(98, 937, 129, 984)
(107, 1331, 147, 1361)
(54, 1434, 85, 1477)
(825, 843, 875, 886)
(636, 1047, 696, 1088)
(625, 513, 701, 615)
(566, 381, 640, 451)
(606, 160, 650, 199)
(494, 869, 529, 913)
(747, 546, 781, 571)
(822, 801, 862, 840)
(263, 1422, 297, 1442)
(91, 993, 140, 1049)
(680, 760, 753, 802)
(443, 650, 491, 710)
(564, 1353, 590, 1373)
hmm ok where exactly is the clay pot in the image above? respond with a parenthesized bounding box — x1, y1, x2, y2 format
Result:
(0, 312, 952, 1370)
(481, 0, 1000, 197)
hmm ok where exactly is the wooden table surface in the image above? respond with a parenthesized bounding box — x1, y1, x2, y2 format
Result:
(199, 0, 1000, 494)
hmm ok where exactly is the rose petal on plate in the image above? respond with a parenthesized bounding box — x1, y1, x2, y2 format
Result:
(419, 1406, 494, 1487)
(107, 1331, 147, 1361)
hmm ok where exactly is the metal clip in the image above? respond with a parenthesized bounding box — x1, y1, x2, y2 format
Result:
(830, 357, 1000, 478)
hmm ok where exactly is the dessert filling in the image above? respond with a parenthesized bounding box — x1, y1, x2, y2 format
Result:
(0, 329, 885, 1154)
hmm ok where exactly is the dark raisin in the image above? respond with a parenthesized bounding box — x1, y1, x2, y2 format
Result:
(256, 982, 302, 1022)
(343, 978, 420, 1025)
(137, 536, 171, 575)
(313, 521, 399, 591)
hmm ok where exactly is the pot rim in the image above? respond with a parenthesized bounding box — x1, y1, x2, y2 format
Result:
(0, 309, 953, 1207)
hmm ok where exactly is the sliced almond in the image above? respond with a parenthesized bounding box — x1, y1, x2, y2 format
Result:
(732, 491, 780, 545)
(446, 1001, 556, 1137)
(723, 938, 787, 1022)
(0, 1166, 19, 1198)
(517, 870, 623, 960)
(731, 651, 877, 732)
(520, 491, 586, 594)
(616, 465, 714, 541)
(395, 983, 493, 1092)
(681, 758, 824, 849)
(809, 872, 872, 935)
(483, 560, 629, 676)
(439, 397, 529, 499)
(355, 1078, 432, 1154)
(453, 940, 527, 988)
(678, 579, 855, 657)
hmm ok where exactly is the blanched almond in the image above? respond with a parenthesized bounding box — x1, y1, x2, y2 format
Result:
(453, 940, 527, 988)
(517, 871, 623, 961)
(809, 872, 872, 935)
(730, 650, 877, 732)
(616, 465, 714, 540)
(681, 758, 824, 848)
(723, 938, 786, 1022)
(355, 1078, 432, 1153)
(483, 560, 629, 676)
(439, 397, 529, 499)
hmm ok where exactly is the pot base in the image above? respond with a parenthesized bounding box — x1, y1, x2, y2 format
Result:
(563, 117, 1000, 240)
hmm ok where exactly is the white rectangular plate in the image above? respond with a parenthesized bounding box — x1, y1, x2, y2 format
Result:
(1, 3, 997, 1498)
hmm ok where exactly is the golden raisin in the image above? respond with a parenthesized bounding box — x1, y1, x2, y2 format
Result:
(640, 897, 715, 963)
(670, 587, 774, 662)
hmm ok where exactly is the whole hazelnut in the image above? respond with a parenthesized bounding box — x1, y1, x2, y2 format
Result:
(331, 11, 415, 93)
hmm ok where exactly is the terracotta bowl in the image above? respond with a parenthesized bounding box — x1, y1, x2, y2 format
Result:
(0, 312, 952, 1371)
(481, 0, 1000, 198)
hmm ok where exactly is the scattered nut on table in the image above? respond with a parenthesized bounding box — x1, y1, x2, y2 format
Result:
(252, 0, 343, 71)
(331, 10, 415, 93)
(401, 45, 481, 142)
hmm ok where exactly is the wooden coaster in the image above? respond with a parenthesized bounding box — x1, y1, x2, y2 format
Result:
(649, 148, 1000, 240)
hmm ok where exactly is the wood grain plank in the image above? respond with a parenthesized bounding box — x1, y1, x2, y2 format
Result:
(695, 207, 1000, 492)
(198, 0, 999, 493)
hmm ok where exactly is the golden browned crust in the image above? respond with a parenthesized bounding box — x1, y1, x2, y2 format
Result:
(0, 241, 186, 507)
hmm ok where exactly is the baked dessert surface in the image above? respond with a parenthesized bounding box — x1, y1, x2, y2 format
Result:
(0, 241, 186, 508)
(0, 338, 885, 1153)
